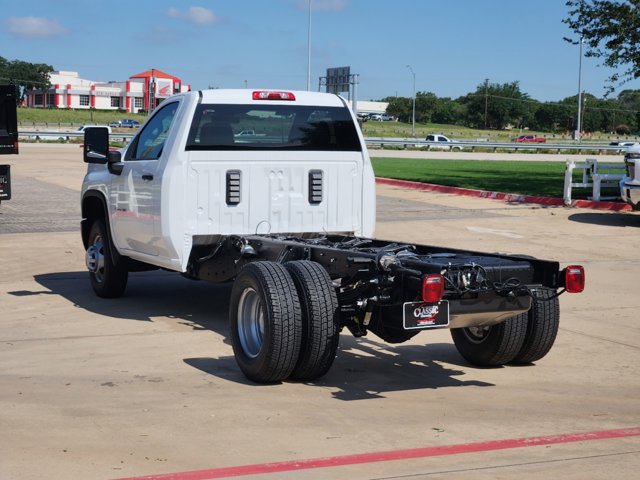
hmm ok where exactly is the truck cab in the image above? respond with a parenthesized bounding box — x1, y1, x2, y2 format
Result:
(81, 89, 376, 272)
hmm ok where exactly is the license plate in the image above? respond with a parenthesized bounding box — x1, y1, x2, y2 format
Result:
(403, 300, 449, 329)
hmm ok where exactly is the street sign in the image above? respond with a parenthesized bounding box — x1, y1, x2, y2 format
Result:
(326, 66, 350, 94)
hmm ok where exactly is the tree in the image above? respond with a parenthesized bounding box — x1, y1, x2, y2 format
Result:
(459, 81, 532, 130)
(383, 96, 412, 123)
(414, 91, 438, 124)
(432, 97, 465, 125)
(0, 56, 53, 104)
(564, 1, 640, 94)
(617, 89, 640, 132)
(531, 102, 573, 132)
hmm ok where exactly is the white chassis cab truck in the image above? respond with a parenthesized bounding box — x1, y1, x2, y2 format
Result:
(81, 89, 585, 383)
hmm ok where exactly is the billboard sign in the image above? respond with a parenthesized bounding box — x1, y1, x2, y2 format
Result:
(326, 66, 350, 94)
(155, 78, 173, 98)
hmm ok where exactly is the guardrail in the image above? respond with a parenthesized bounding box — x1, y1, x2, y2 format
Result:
(16, 130, 636, 154)
(365, 137, 633, 153)
(19, 130, 135, 142)
(563, 159, 626, 204)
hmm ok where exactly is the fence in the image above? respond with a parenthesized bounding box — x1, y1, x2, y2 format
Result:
(365, 137, 633, 154)
(17, 129, 636, 154)
(563, 159, 626, 204)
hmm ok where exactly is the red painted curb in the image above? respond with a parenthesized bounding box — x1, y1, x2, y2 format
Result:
(376, 177, 632, 212)
(114, 426, 640, 480)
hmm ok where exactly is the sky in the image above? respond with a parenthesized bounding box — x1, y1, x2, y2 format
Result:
(1, 0, 638, 102)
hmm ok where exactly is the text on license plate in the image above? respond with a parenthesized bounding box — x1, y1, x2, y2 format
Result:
(403, 300, 449, 329)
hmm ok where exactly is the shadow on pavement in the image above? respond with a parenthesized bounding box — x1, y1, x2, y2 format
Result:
(28, 270, 232, 334)
(568, 211, 640, 227)
(28, 270, 494, 397)
(185, 335, 494, 400)
(313, 336, 494, 400)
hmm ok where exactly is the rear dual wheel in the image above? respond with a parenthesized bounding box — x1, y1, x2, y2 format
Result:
(451, 313, 528, 366)
(285, 261, 340, 380)
(451, 288, 560, 366)
(229, 260, 339, 383)
(511, 288, 560, 364)
(229, 262, 302, 383)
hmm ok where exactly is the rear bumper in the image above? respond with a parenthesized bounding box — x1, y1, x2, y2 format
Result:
(448, 293, 532, 328)
(620, 179, 640, 209)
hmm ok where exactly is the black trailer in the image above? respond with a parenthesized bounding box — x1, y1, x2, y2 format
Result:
(0, 84, 19, 204)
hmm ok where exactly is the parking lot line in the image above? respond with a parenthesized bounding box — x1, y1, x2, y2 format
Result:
(114, 426, 640, 480)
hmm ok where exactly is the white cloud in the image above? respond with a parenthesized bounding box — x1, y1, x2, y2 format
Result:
(168, 6, 217, 25)
(6, 16, 67, 38)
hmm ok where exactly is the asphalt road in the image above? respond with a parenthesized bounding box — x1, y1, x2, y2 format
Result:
(1, 144, 639, 480)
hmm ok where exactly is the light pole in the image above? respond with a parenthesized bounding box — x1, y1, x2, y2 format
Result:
(575, 37, 584, 142)
(406, 65, 415, 137)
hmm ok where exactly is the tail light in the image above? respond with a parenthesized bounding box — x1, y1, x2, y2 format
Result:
(422, 274, 445, 303)
(564, 265, 585, 293)
(252, 91, 296, 101)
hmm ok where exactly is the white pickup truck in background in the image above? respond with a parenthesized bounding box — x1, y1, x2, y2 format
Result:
(80, 89, 584, 383)
(423, 134, 462, 151)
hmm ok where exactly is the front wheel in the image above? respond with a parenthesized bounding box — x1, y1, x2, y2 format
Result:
(451, 314, 527, 366)
(229, 262, 302, 383)
(86, 218, 128, 298)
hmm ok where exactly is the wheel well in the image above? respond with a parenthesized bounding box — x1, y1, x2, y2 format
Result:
(81, 193, 107, 249)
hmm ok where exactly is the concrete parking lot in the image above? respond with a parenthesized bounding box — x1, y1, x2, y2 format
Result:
(1, 144, 639, 479)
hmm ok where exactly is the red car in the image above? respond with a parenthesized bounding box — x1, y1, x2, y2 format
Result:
(513, 135, 546, 143)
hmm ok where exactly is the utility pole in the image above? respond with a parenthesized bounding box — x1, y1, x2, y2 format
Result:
(406, 65, 416, 137)
(149, 68, 156, 114)
(576, 38, 584, 141)
(581, 93, 587, 134)
(484, 78, 489, 129)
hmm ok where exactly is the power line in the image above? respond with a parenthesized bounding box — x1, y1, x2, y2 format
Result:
(466, 92, 640, 114)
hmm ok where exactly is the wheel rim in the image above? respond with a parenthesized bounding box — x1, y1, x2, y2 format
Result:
(237, 287, 265, 359)
(86, 234, 105, 284)
(462, 326, 491, 344)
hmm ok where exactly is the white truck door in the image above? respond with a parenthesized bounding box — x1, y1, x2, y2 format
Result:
(109, 102, 179, 256)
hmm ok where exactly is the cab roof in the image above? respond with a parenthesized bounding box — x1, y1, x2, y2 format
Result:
(195, 89, 347, 107)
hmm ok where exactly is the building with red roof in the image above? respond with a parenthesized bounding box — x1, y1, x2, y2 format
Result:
(25, 69, 190, 114)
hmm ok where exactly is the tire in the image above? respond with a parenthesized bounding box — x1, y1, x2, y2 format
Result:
(229, 262, 302, 383)
(511, 288, 560, 364)
(451, 314, 528, 366)
(285, 261, 340, 380)
(86, 218, 128, 298)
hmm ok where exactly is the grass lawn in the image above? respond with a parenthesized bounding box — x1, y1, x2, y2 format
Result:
(18, 107, 148, 126)
(371, 157, 619, 199)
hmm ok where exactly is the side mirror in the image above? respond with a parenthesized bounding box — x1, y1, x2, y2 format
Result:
(83, 127, 111, 164)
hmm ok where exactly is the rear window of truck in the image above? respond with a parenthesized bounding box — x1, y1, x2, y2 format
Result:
(185, 104, 362, 151)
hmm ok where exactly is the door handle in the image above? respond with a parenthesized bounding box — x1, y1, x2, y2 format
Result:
(142, 174, 154, 181)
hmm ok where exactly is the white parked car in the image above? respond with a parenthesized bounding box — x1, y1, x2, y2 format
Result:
(78, 125, 112, 134)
